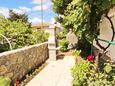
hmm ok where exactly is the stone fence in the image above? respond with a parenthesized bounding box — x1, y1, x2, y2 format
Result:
(0, 42, 48, 81)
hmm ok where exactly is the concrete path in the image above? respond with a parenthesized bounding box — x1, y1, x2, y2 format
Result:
(26, 56, 75, 86)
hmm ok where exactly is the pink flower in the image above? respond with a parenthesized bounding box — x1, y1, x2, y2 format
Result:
(87, 55, 94, 61)
(16, 80, 20, 86)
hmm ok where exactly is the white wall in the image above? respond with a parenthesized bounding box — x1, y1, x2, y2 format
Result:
(93, 6, 115, 61)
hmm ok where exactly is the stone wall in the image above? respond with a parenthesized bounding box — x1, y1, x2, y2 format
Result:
(0, 42, 48, 81)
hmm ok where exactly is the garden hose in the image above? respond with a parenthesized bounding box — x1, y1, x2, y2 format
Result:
(97, 38, 115, 45)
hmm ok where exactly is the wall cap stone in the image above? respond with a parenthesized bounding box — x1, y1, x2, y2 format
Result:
(0, 42, 48, 57)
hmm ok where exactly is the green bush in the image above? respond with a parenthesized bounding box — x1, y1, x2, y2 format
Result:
(72, 49, 81, 57)
(72, 60, 115, 86)
(59, 39, 68, 52)
(72, 60, 90, 86)
(0, 16, 49, 52)
(84, 63, 115, 86)
(56, 28, 68, 40)
(56, 31, 66, 39)
(0, 76, 11, 86)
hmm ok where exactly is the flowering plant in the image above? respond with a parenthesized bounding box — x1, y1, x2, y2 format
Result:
(15, 80, 20, 86)
(87, 55, 94, 61)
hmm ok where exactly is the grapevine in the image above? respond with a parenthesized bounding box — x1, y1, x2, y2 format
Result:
(63, 0, 114, 43)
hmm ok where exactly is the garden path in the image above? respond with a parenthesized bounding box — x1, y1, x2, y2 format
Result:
(26, 56, 75, 86)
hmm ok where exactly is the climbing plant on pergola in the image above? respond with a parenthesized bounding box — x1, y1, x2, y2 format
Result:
(52, 0, 115, 51)
(52, 0, 115, 67)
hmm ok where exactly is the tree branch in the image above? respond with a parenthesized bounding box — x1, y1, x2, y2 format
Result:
(104, 14, 115, 51)
(95, 11, 115, 52)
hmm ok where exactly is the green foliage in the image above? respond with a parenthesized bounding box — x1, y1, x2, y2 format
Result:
(72, 49, 81, 57)
(72, 61, 115, 86)
(56, 28, 67, 39)
(64, 0, 92, 42)
(52, 0, 114, 43)
(56, 31, 66, 39)
(0, 76, 11, 86)
(64, 0, 114, 42)
(83, 63, 115, 86)
(8, 10, 29, 24)
(59, 39, 68, 52)
(72, 60, 90, 86)
(104, 63, 113, 73)
(57, 28, 68, 52)
(52, 0, 72, 14)
(0, 16, 48, 52)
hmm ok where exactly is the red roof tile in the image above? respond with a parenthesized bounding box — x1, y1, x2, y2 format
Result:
(32, 23, 50, 28)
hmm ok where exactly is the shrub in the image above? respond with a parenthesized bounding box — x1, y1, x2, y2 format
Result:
(72, 60, 115, 86)
(56, 31, 66, 39)
(72, 60, 90, 86)
(72, 49, 81, 57)
(56, 27, 68, 40)
(84, 62, 115, 86)
(59, 39, 68, 52)
(72, 49, 82, 62)
(0, 16, 49, 52)
(0, 76, 11, 86)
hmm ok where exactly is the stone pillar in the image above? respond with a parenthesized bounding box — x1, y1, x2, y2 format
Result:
(48, 24, 56, 61)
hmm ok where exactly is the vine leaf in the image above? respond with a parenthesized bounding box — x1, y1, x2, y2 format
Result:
(104, 64, 112, 73)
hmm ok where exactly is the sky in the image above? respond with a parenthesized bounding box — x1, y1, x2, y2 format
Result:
(0, 0, 56, 24)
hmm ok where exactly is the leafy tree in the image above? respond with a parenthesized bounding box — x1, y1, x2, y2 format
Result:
(52, 0, 73, 24)
(52, 0, 72, 14)
(52, 0, 115, 56)
(8, 10, 29, 23)
(52, 0, 114, 42)
(0, 16, 48, 52)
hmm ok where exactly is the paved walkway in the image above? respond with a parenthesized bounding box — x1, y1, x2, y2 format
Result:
(26, 56, 75, 86)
